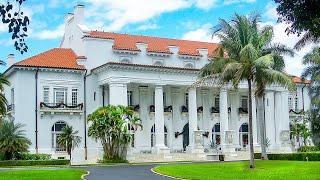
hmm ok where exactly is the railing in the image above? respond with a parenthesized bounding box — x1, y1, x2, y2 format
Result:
(7, 104, 14, 112)
(40, 102, 83, 111)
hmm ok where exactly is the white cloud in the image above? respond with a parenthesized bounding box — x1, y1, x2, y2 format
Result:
(194, 0, 218, 10)
(135, 23, 159, 31)
(34, 24, 65, 40)
(85, 0, 192, 31)
(182, 23, 220, 43)
(263, 2, 278, 21)
(268, 22, 315, 76)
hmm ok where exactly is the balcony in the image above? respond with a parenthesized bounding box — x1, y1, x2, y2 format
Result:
(40, 102, 83, 114)
(7, 104, 14, 114)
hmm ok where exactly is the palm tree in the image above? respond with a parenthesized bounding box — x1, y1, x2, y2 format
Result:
(57, 125, 81, 161)
(301, 47, 320, 145)
(199, 13, 293, 168)
(88, 105, 142, 161)
(0, 60, 10, 118)
(0, 119, 31, 160)
(294, 32, 320, 50)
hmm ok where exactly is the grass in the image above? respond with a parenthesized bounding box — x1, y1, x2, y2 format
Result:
(0, 169, 87, 180)
(154, 160, 320, 180)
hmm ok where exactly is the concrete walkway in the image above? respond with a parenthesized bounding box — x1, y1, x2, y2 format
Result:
(85, 164, 171, 180)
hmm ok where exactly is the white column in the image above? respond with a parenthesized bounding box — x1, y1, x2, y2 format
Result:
(265, 91, 276, 150)
(188, 87, 198, 148)
(251, 94, 259, 146)
(274, 92, 282, 148)
(281, 91, 290, 131)
(220, 88, 228, 145)
(109, 82, 127, 106)
(155, 85, 165, 149)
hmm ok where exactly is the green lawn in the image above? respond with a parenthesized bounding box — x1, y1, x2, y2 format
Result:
(0, 169, 87, 180)
(154, 160, 320, 180)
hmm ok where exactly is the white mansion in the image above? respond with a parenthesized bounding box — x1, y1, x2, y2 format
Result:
(3, 5, 311, 164)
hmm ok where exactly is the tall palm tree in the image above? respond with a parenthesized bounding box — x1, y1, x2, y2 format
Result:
(0, 119, 31, 160)
(0, 60, 10, 118)
(200, 13, 293, 168)
(301, 47, 320, 145)
(57, 125, 81, 161)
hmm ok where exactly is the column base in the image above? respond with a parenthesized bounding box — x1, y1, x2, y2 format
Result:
(153, 145, 170, 154)
(186, 145, 205, 154)
(221, 144, 235, 153)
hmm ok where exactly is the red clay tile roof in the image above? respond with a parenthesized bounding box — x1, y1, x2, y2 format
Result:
(14, 48, 85, 70)
(85, 31, 219, 57)
(292, 76, 310, 84)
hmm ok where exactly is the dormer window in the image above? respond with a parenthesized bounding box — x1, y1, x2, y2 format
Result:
(120, 56, 132, 63)
(185, 63, 194, 68)
(153, 58, 164, 66)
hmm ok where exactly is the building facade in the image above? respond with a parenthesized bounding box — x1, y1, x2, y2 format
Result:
(3, 5, 311, 164)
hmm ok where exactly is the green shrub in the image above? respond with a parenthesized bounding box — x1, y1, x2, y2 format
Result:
(14, 153, 51, 160)
(0, 160, 70, 167)
(0, 153, 4, 161)
(254, 152, 320, 161)
(98, 156, 128, 164)
(298, 146, 320, 152)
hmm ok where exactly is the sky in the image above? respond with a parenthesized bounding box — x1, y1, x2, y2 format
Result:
(0, 0, 316, 76)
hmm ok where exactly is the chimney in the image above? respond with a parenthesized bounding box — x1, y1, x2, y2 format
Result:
(7, 54, 14, 67)
(136, 42, 148, 52)
(74, 4, 85, 24)
(168, 45, 179, 54)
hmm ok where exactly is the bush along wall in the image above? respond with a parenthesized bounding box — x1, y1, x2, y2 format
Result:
(297, 146, 320, 152)
(254, 152, 320, 161)
(0, 159, 70, 167)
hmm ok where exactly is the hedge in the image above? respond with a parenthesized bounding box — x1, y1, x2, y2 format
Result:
(0, 159, 70, 167)
(14, 153, 51, 160)
(254, 152, 320, 161)
(297, 146, 320, 152)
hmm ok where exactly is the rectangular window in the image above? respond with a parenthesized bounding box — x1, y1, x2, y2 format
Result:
(288, 96, 293, 109)
(72, 88, 78, 106)
(185, 93, 189, 107)
(43, 87, 50, 103)
(241, 96, 248, 109)
(214, 96, 219, 108)
(295, 97, 298, 110)
(10, 88, 14, 105)
(127, 91, 133, 106)
(54, 88, 67, 104)
(163, 92, 166, 106)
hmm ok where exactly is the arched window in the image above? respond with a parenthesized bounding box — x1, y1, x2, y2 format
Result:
(151, 124, 168, 147)
(239, 123, 249, 148)
(120, 56, 132, 63)
(185, 63, 194, 68)
(51, 121, 67, 152)
(154, 61, 164, 66)
(212, 123, 221, 145)
(128, 124, 135, 148)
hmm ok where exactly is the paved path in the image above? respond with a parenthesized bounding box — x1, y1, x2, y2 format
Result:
(85, 164, 171, 180)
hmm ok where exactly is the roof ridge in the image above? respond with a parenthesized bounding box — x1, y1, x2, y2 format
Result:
(90, 31, 218, 45)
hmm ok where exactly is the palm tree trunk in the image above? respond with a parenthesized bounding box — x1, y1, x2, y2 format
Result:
(248, 79, 255, 169)
(257, 96, 268, 160)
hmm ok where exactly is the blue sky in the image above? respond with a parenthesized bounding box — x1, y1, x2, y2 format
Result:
(0, 0, 315, 75)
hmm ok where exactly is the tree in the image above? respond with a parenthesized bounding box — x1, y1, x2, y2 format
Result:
(291, 116, 312, 147)
(200, 13, 293, 168)
(87, 105, 142, 161)
(0, 0, 29, 54)
(0, 119, 31, 160)
(0, 62, 10, 118)
(301, 47, 320, 145)
(274, 0, 320, 49)
(57, 125, 81, 161)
